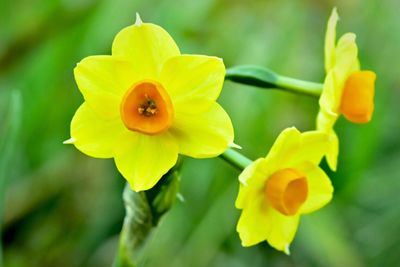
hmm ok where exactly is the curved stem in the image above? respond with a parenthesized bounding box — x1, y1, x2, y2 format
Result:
(275, 75, 323, 97)
(225, 65, 324, 97)
(219, 148, 252, 171)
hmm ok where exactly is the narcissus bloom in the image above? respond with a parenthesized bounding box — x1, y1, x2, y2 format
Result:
(236, 127, 333, 254)
(65, 15, 234, 191)
(317, 8, 377, 171)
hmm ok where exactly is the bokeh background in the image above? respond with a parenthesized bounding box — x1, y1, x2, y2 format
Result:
(1, 0, 399, 266)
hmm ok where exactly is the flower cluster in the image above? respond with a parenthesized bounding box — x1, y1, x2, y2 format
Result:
(236, 8, 376, 253)
(65, 8, 375, 255)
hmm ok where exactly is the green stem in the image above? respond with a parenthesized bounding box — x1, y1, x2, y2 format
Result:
(225, 65, 323, 97)
(219, 148, 252, 171)
(113, 187, 152, 267)
(275, 75, 323, 97)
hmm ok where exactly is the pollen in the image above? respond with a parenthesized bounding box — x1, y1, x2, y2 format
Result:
(120, 80, 173, 135)
(340, 71, 376, 123)
(265, 169, 308, 216)
(138, 96, 158, 116)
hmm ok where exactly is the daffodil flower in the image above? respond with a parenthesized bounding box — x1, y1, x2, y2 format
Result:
(65, 14, 234, 191)
(236, 127, 333, 254)
(317, 8, 377, 171)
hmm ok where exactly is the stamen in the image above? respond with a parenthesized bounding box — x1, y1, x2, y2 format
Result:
(138, 96, 158, 116)
(120, 80, 173, 135)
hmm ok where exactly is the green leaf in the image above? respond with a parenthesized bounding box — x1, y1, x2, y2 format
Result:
(226, 65, 280, 88)
(148, 164, 181, 224)
(0, 90, 22, 265)
(114, 161, 182, 267)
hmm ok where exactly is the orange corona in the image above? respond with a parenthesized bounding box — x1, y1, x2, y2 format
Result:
(120, 80, 174, 135)
(340, 71, 376, 123)
(265, 169, 308, 216)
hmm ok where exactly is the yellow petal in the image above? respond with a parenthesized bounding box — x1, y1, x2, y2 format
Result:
(74, 56, 138, 119)
(325, 7, 339, 72)
(237, 193, 300, 253)
(334, 33, 359, 85)
(112, 23, 180, 79)
(265, 127, 301, 169)
(265, 208, 300, 254)
(297, 162, 333, 214)
(113, 131, 179, 191)
(325, 130, 339, 171)
(236, 195, 271, 247)
(316, 109, 339, 171)
(296, 131, 330, 165)
(317, 104, 339, 133)
(236, 159, 270, 209)
(319, 71, 341, 115)
(265, 127, 320, 169)
(159, 55, 225, 113)
(267, 129, 329, 168)
(69, 102, 126, 158)
(264, 128, 330, 171)
(235, 183, 248, 209)
(170, 102, 234, 158)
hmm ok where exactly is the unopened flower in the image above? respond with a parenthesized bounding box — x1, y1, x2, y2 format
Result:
(236, 127, 333, 254)
(317, 8, 377, 171)
(65, 14, 234, 191)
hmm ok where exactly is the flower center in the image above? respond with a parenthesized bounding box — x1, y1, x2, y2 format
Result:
(265, 168, 308, 216)
(120, 80, 173, 135)
(340, 70, 376, 123)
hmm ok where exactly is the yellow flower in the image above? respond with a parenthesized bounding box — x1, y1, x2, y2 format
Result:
(65, 14, 234, 191)
(317, 8, 377, 171)
(236, 127, 333, 254)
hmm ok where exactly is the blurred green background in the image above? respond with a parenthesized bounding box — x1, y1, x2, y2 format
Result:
(1, 0, 399, 266)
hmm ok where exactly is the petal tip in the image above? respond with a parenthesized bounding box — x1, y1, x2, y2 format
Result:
(327, 158, 337, 172)
(284, 244, 291, 255)
(135, 12, 143, 26)
(332, 7, 339, 20)
(229, 142, 242, 150)
(237, 232, 252, 247)
(63, 137, 76, 144)
(127, 179, 144, 192)
(177, 193, 185, 202)
(287, 126, 299, 132)
(240, 241, 249, 247)
(281, 126, 300, 137)
(239, 176, 248, 186)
